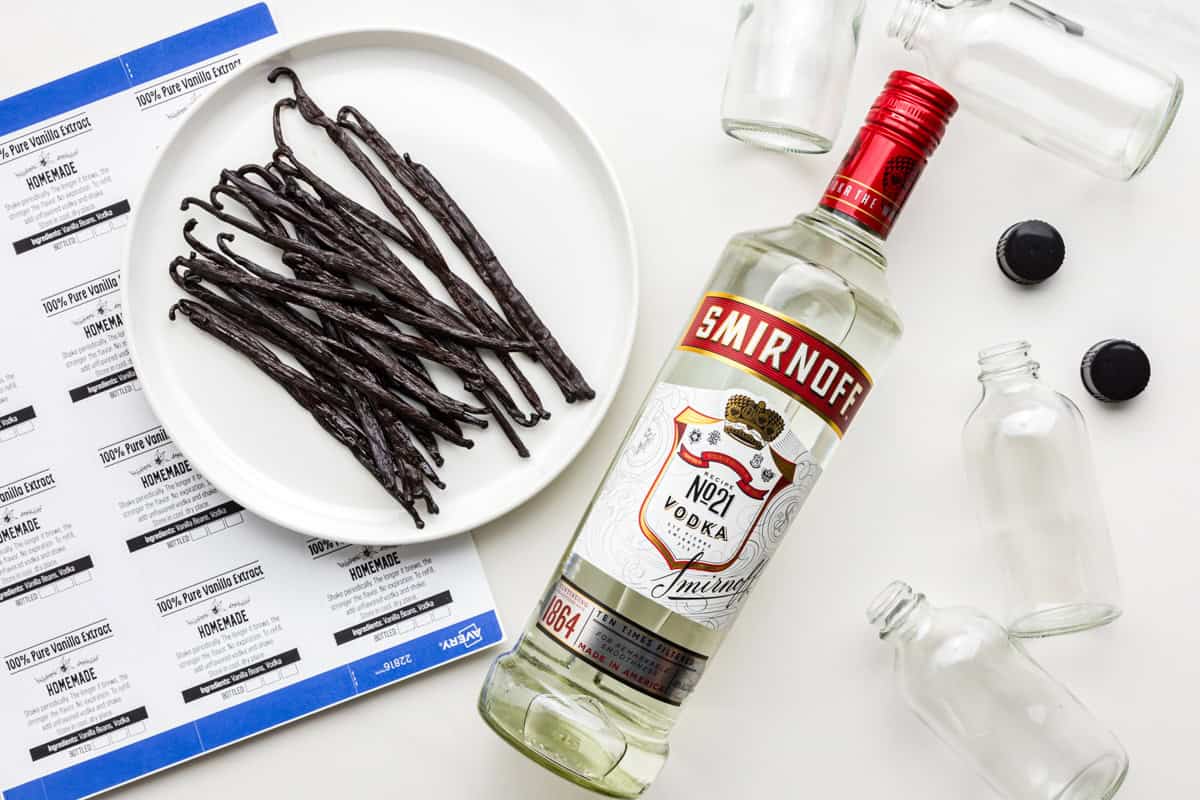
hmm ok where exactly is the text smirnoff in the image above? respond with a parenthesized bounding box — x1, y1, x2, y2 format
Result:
(678, 293, 873, 435)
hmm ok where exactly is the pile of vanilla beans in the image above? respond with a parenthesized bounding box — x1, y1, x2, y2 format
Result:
(168, 67, 592, 527)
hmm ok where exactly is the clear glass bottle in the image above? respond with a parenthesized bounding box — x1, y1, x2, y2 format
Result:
(962, 341, 1122, 638)
(478, 72, 957, 797)
(888, 0, 1184, 180)
(721, 0, 865, 154)
(869, 581, 1129, 800)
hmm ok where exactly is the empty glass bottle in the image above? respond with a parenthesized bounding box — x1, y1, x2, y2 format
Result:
(962, 341, 1122, 638)
(869, 581, 1129, 800)
(888, 0, 1183, 180)
(722, 0, 865, 154)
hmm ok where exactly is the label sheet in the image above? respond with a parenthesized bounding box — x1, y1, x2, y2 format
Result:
(0, 7, 503, 799)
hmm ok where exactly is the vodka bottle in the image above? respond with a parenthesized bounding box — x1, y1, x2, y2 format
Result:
(478, 71, 957, 796)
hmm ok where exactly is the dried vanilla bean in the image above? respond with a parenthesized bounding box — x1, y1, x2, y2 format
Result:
(327, 206, 546, 425)
(184, 193, 529, 413)
(213, 171, 533, 353)
(168, 280, 446, 507)
(276, 190, 540, 430)
(346, 384, 400, 499)
(169, 258, 484, 434)
(277, 149, 525, 344)
(281, 224, 526, 437)
(211, 228, 532, 352)
(269, 83, 551, 416)
(173, 257, 483, 443)
(176, 251, 491, 380)
(169, 299, 426, 526)
(337, 105, 593, 400)
(267, 80, 540, 378)
(164, 67, 608, 521)
(384, 421, 445, 490)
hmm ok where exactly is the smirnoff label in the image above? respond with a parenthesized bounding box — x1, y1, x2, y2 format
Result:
(570, 382, 821, 633)
(678, 292, 873, 436)
(536, 576, 707, 705)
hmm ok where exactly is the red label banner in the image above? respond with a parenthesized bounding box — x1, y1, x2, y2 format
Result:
(677, 293, 873, 437)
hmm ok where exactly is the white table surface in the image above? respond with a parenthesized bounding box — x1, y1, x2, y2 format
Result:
(2, 1, 1198, 797)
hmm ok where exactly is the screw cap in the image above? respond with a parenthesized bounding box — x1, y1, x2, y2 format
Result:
(1081, 339, 1151, 402)
(997, 220, 1065, 284)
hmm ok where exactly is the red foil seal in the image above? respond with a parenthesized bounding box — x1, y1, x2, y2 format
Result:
(819, 71, 957, 239)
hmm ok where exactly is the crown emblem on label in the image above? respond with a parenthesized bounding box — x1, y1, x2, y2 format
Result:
(724, 395, 784, 450)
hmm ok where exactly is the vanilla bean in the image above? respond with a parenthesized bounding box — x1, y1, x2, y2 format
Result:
(385, 422, 445, 490)
(268, 77, 543, 371)
(170, 259, 485, 438)
(282, 199, 542, 429)
(211, 227, 532, 352)
(175, 257, 484, 443)
(169, 299, 426, 526)
(265, 79, 442, 261)
(168, 285, 445, 508)
(337, 105, 592, 400)
(346, 384, 401, 499)
(409, 154, 592, 400)
(181, 196, 420, 303)
(176, 250, 491, 380)
(321, 205, 547, 424)
(183, 196, 531, 413)
(268, 99, 549, 420)
(269, 91, 551, 417)
(163, 67, 606, 523)
(281, 232, 531, 434)
(479, 390, 529, 458)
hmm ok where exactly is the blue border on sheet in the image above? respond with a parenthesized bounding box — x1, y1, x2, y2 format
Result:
(3, 610, 503, 800)
(0, 3, 277, 138)
(0, 11, 507, 799)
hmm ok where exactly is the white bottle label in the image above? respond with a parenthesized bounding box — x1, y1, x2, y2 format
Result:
(571, 382, 821, 631)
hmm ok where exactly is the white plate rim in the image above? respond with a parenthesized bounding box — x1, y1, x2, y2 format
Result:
(121, 27, 639, 545)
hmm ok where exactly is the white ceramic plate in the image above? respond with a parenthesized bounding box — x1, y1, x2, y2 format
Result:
(124, 30, 637, 545)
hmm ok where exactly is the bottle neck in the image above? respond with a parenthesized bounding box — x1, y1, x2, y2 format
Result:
(800, 205, 888, 269)
(888, 0, 936, 49)
(978, 340, 1040, 386)
(814, 71, 956, 251)
(868, 581, 932, 642)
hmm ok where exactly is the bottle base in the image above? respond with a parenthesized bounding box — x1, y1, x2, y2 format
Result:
(1009, 603, 1122, 639)
(479, 701, 641, 799)
(1055, 752, 1129, 800)
(477, 643, 667, 798)
(1127, 74, 1184, 180)
(721, 118, 832, 154)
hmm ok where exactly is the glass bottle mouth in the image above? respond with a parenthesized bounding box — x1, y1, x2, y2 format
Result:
(978, 340, 1039, 379)
(867, 581, 923, 639)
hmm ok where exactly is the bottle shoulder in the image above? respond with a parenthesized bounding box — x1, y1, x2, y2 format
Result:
(740, 210, 887, 268)
(725, 215, 899, 325)
(963, 380, 1087, 446)
(895, 607, 1013, 683)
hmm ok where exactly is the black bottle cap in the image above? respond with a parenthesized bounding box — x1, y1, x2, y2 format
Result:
(1081, 339, 1151, 403)
(996, 220, 1065, 284)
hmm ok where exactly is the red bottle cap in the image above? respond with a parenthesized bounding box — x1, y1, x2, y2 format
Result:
(819, 71, 958, 238)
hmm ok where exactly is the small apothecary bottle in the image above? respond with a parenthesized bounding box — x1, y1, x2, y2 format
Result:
(888, 0, 1183, 180)
(869, 581, 1129, 799)
(962, 341, 1122, 637)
